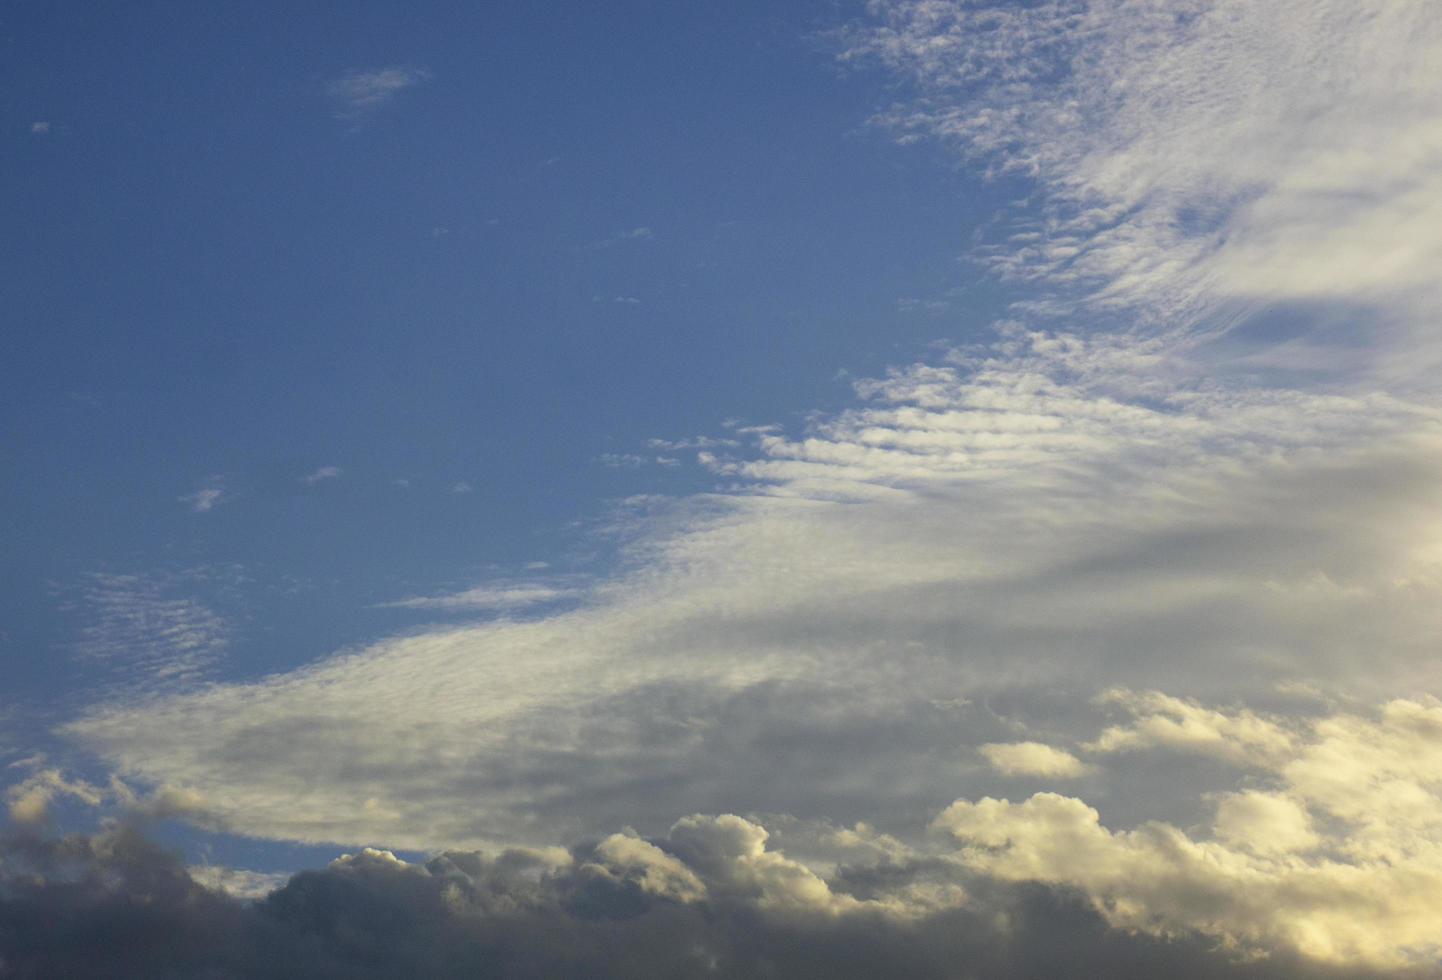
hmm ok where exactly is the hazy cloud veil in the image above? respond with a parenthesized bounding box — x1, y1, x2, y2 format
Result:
(7, 1, 1442, 976)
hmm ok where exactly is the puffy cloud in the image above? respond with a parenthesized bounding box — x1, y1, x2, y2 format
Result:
(3, 768, 103, 824)
(927, 693, 1442, 968)
(935, 791, 1442, 969)
(980, 741, 1090, 778)
(0, 820, 1398, 980)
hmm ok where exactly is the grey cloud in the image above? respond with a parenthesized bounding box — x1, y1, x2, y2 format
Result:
(0, 823, 1406, 980)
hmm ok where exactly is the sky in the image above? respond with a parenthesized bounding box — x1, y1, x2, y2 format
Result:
(4, 1, 1442, 976)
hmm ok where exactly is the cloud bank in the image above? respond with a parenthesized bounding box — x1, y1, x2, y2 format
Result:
(0, 819, 1408, 979)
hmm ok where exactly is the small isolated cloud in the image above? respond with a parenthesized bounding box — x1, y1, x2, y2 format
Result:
(326, 65, 431, 118)
(979, 742, 1090, 778)
(300, 466, 342, 486)
(590, 227, 655, 250)
(599, 453, 676, 468)
(449, 481, 473, 494)
(592, 295, 641, 305)
(180, 479, 225, 513)
(30, 121, 50, 135)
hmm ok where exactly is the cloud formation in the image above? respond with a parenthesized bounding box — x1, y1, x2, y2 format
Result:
(0, 819, 1405, 979)
(840, 0, 1442, 379)
(35, 0, 1442, 971)
(65, 571, 230, 687)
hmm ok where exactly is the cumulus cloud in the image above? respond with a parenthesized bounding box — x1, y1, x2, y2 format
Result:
(979, 742, 1090, 778)
(0, 819, 1398, 979)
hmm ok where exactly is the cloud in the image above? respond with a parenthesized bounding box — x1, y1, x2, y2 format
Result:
(4, 767, 103, 824)
(62, 341, 1442, 852)
(377, 583, 579, 613)
(65, 571, 230, 687)
(41, 2, 1442, 970)
(839, 0, 1442, 381)
(179, 478, 225, 512)
(647, 435, 740, 452)
(0, 820, 1399, 979)
(299, 465, 342, 486)
(30, 121, 49, 135)
(979, 742, 1090, 778)
(326, 65, 431, 118)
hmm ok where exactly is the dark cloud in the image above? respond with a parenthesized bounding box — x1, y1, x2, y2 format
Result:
(0, 823, 1417, 980)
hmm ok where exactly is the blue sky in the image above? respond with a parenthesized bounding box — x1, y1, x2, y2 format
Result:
(4, 2, 1010, 693)
(4, 1, 1012, 702)
(6, 2, 1442, 974)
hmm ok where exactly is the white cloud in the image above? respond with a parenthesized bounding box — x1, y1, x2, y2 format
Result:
(979, 742, 1090, 778)
(186, 864, 293, 900)
(377, 583, 579, 613)
(841, 0, 1442, 382)
(933, 694, 1442, 968)
(326, 66, 431, 118)
(3, 767, 103, 824)
(300, 465, 342, 486)
(30, 121, 50, 135)
(67, 571, 230, 687)
(180, 478, 226, 512)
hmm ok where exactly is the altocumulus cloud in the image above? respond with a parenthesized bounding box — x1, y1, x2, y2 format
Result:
(17, 0, 1442, 974)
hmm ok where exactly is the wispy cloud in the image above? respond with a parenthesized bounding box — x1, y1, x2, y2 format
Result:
(840, 1, 1442, 381)
(589, 226, 655, 249)
(325, 65, 432, 118)
(300, 465, 342, 486)
(66, 570, 231, 687)
(377, 582, 580, 613)
(179, 478, 226, 513)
